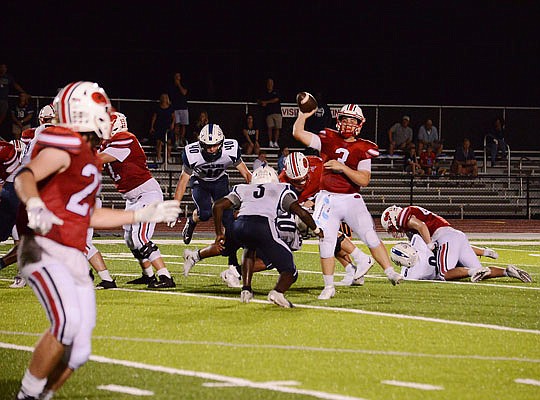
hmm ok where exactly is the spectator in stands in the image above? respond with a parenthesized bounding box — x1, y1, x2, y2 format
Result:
(305, 91, 333, 133)
(387, 115, 413, 157)
(150, 93, 175, 163)
(10, 92, 34, 140)
(0, 63, 25, 131)
(192, 110, 209, 143)
(277, 146, 289, 173)
(252, 150, 267, 170)
(420, 143, 438, 175)
(167, 72, 189, 147)
(241, 113, 260, 155)
(451, 138, 478, 177)
(485, 117, 507, 167)
(403, 144, 423, 175)
(257, 77, 282, 148)
(417, 118, 442, 155)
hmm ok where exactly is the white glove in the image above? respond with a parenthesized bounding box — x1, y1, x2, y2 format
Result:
(427, 241, 436, 251)
(167, 218, 178, 228)
(384, 266, 403, 286)
(134, 200, 180, 224)
(26, 197, 64, 235)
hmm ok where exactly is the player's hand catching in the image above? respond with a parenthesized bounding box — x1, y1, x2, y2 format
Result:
(134, 200, 180, 224)
(26, 197, 64, 235)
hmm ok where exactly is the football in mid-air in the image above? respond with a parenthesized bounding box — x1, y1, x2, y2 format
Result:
(296, 92, 318, 113)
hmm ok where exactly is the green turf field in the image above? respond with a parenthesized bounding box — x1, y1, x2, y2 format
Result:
(1, 238, 539, 400)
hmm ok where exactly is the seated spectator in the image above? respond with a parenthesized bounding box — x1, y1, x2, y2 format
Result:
(149, 93, 175, 163)
(241, 113, 260, 155)
(417, 119, 442, 155)
(403, 144, 423, 175)
(451, 138, 478, 177)
(485, 117, 507, 167)
(192, 110, 209, 143)
(420, 143, 438, 175)
(387, 115, 413, 157)
(10, 92, 34, 140)
(277, 146, 289, 173)
(252, 150, 267, 170)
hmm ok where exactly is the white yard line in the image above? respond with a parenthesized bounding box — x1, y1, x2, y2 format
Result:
(381, 380, 444, 390)
(97, 384, 154, 396)
(515, 378, 540, 386)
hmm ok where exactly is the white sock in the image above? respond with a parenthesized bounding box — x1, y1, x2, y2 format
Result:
(40, 389, 55, 400)
(18, 369, 47, 399)
(344, 264, 355, 274)
(144, 266, 154, 277)
(97, 269, 113, 282)
(323, 274, 334, 287)
(156, 268, 171, 278)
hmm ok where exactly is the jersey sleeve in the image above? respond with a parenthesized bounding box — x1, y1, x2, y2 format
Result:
(36, 128, 82, 155)
(102, 136, 133, 162)
(280, 185, 299, 212)
(225, 185, 242, 207)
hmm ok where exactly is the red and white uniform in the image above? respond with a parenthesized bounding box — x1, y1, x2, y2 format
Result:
(279, 155, 323, 203)
(99, 131, 163, 260)
(0, 141, 18, 184)
(397, 206, 483, 274)
(308, 129, 381, 257)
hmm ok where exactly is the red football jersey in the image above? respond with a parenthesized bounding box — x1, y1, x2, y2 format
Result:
(20, 126, 102, 252)
(278, 155, 323, 203)
(100, 131, 152, 193)
(318, 128, 379, 194)
(0, 141, 18, 182)
(397, 205, 450, 235)
(21, 127, 36, 144)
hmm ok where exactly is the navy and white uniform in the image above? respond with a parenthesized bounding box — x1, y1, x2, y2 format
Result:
(226, 182, 299, 274)
(401, 234, 443, 280)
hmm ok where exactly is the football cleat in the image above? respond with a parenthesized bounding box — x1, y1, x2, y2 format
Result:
(220, 265, 242, 288)
(240, 289, 253, 303)
(10, 276, 26, 289)
(335, 273, 355, 286)
(126, 274, 156, 285)
(268, 290, 294, 308)
(470, 267, 491, 283)
(506, 265, 532, 283)
(317, 286, 336, 300)
(182, 217, 197, 244)
(353, 256, 375, 279)
(483, 248, 499, 259)
(96, 279, 117, 290)
(147, 275, 176, 288)
(353, 276, 365, 286)
(183, 249, 200, 276)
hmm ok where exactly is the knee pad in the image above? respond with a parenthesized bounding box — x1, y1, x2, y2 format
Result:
(334, 234, 346, 256)
(63, 340, 92, 370)
(136, 241, 161, 262)
(85, 243, 98, 260)
(363, 229, 381, 249)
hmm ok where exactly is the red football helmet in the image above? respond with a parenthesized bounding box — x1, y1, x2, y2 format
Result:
(336, 104, 366, 139)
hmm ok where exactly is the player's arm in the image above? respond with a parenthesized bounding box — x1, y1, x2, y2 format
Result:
(212, 195, 237, 246)
(173, 171, 191, 202)
(289, 201, 323, 238)
(323, 159, 371, 187)
(292, 109, 318, 147)
(236, 161, 252, 183)
(98, 152, 119, 164)
(91, 201, 180, 228)
(407, 215, 434, 249)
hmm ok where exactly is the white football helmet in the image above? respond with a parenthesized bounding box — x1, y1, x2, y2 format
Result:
(336, 104, 366, 139)
(199, 123, 225, 162)
(284, 152, 309, 183)
(252, 165, 279, 184)
(53, 81, 112, 139)
(390, 242, 419, 268)
(38, 104, 56, 125)
(381, 205, 403, 237)
(111, 112, 128, 135)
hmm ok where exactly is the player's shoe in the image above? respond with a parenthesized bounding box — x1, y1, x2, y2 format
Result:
(10, 276, 26, 288)
(147, 275, 176, 288)
(240, 289, 253, 303)
(96, 279, 117, 289)
(353, 276, 365, 286)
(353, 256, 375, 280)
(268, 290, 294, 308)
(483, 248, 499, 259)
(220, 265, 242, 288)
(183, 249, 200, 276)
(335, 273, 354, 286)
(470, 267, 491, 283)
(506, 265, 532, 283)
(182, 217, 197, 244)
(126, 274, 156, 285)
(317, 286, 335, 300)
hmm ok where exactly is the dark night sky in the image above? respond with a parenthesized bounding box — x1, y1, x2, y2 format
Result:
(1, 1, 539, 106)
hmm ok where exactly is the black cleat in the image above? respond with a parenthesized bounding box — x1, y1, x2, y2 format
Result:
(96, 279, 117, 289)
(147, 275, 176, 289)
(127, 274, 157, 285)
(182, 217, 197, 244)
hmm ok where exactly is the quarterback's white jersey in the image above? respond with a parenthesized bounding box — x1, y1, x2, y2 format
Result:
(182, 139, 242, 181)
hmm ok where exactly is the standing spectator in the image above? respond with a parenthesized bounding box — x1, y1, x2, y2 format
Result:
(420, 143, 437, 175)
(252, 150, 267, 171)
(167, 72, 189, 147)
(485, 117, 507, 167)
(11, 92, 35, 140)
(0, 63, 25, 129)
(417, 118, 442, 155)
(403, 144, 423, 175)
(257, 77, 282, 148)
(387, 115, 413, 157)
(192, 110, 209, 143)
(149, 93, 175, 163)
(277, 146, 289, 173)
(451, 138, 478, 176)
(305, 92, 333, 133)
(241, 113, 260, 155)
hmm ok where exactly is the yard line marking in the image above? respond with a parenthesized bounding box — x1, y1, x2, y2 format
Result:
(1, 332, 538, 363)
(97, 384, 154, 396)
(112, 288, 540, 335)
(515, 378, 540, 386)
(381, 380, 444, 390)
(0, 342, 366, 400)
